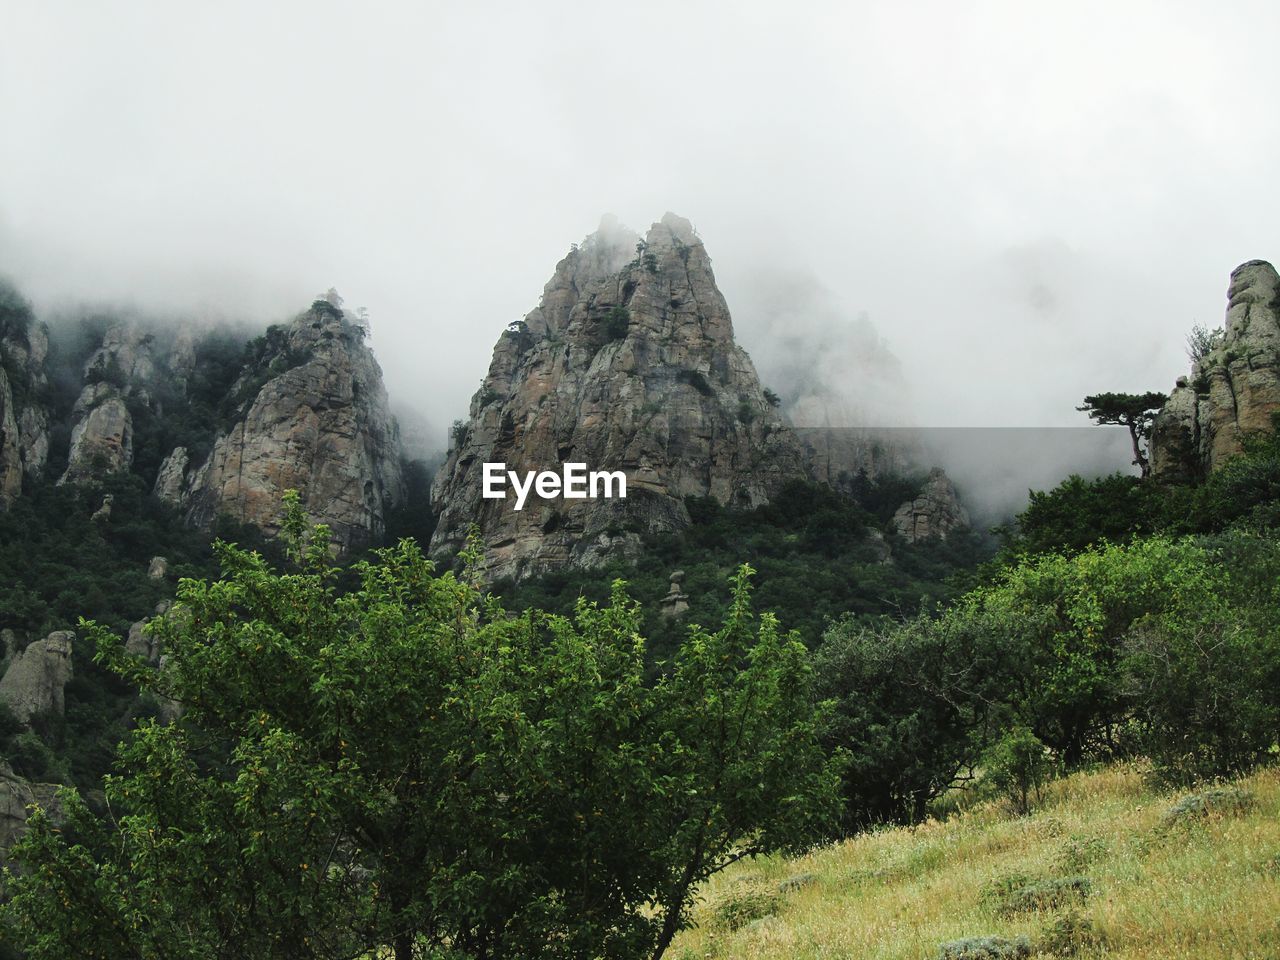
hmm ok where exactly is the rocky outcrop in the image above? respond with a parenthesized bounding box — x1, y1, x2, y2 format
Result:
(61, 382, 134, 484)
(429, 214, 809, 580)
(0, 630, 74, 724)
(174, 302, 405, 553)
(154, 446, 190, 504)
(892, 468, 969, 542)
(59, 322, 163, 485)
(125, 600, 172, 666)
(0, 761, 62, 861)
(0, 288, 51, 505)
(1152, 261, 1280, 479)
(0, 366, 22, 505)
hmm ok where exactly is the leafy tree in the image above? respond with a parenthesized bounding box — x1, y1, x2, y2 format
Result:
(1122, 531, 1280, 783)
(815, 613, 1011, 827)
(2, 500, 839, 960)
(1077, 392, 1167, 478)
(982, 726, 1052, 815)
(1005, 473, 1170, 556)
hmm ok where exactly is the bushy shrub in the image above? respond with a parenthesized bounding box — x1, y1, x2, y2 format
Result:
(603, 305, 630, 341)
(982, 726, 1053, 815)
(816, 613, 1006, 828)
(1160, 786, 1254, 827)
(710, 881, 781, 931)
(937, 935, 1031, 959)
(985, 874, 1090, 915)
(1038, 909, 1101, 956)
(1055, 834, 1109, 873)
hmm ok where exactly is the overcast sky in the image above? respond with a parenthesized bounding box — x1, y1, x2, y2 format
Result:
(3, 1, 1279, 441)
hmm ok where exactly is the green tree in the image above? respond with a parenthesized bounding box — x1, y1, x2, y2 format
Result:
(1077, 392, 1168, 478)
(814, 613, 1010, 828)
(982, 726, 1052, 815)
(2, 499, 839, 960)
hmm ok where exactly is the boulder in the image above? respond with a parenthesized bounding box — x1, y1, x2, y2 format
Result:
(0, 630, 74, 724)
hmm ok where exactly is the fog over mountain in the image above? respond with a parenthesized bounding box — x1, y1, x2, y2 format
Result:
(4, 0, 1278, 462)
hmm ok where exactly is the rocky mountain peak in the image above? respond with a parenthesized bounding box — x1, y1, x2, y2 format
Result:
(167, 300, 406, 553)
(430, 214, 809, 581)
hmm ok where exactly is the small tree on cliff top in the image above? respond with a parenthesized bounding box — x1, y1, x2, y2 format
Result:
(1078, 392, 1167, 478)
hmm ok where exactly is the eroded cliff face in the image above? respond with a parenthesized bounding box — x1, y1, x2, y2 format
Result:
(0, 288, 51, 506)
(429, 213, 808, 580)
(168, 302, 405, 553)
(1152, 261, 1280, 479)
(60, 322, 158, 484)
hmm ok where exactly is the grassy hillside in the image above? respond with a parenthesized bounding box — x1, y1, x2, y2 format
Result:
(671, 763, 1280, 960)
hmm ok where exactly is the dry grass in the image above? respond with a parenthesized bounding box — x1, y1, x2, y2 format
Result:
(670, 763, 1280, 960)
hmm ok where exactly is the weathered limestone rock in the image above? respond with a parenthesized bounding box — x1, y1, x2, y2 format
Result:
(82, 322, 158, 390)
(148, 555, 169, 579)
(0, 631, 74, 724)
(0, 296, 51, 504)
(0, 761, 62, 861)
(660, 570, 690, 618)
(126, 601, 175, 671)
(430, 214, 808, 581)
(1152, 261, 1280, 479)
(61, 382, 133, 484)
(180, 302, 405, 553)
(153, 446, 190, 504)
(0, 366, 21, 505)
(91, 493, 114, 523)
(892, 469, 970, 542)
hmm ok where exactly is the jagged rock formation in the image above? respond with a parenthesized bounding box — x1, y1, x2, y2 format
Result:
(63, 382, 134, 484)
(1152, 261, 1280, 479)
(0, 287, 51, 505)
(3, 277, 405, 551)
(429, 214, 808, 580)
(1, 761, 62, 861)
(154, 445, 189, 502)
(163, 302, 405, 553)
(892, 468, 970, 542)
(0, 630, 74, 724)
(60, 322, 160, 485)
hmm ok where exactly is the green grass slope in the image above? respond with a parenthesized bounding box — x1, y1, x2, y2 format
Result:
(672, 764, 1280, 960)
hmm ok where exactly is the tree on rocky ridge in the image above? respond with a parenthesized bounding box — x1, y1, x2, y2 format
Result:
(1077, 392, 1168, 478)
